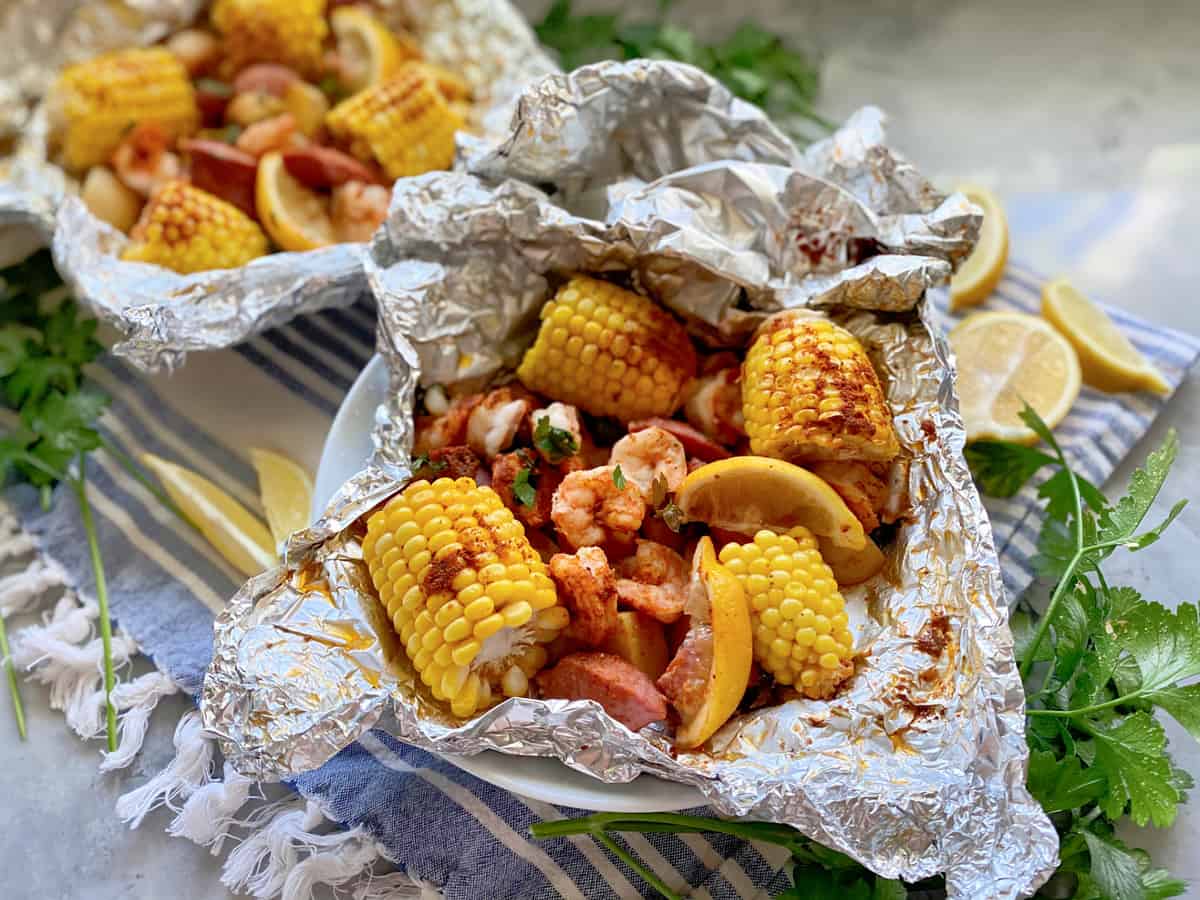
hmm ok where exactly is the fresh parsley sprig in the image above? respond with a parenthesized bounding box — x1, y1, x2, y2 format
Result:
(0, 251, 193, 749)
(533, 403, 1196, 899)
(533, 415, 579, 464)
(535, 0, 832, 143)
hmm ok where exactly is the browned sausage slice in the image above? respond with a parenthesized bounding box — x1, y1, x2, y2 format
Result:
(179, 139, 259, 217)
(282, 146, 384, 189)
(536, 652, 667, 732)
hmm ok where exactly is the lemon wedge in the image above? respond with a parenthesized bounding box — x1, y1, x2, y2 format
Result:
(141, 453, 276, 577)
(675, 457, 866, 550)
(950, 184, 1009, 311)
(950, 311, 1081, 444)
(255, 151, 335, 252)
(249, 448, 314, 547)
(1041, 277, 1170, 395)
(818, 536, 886, 586)
(673, 537, 753, 749)
(330, 6, 411, 92)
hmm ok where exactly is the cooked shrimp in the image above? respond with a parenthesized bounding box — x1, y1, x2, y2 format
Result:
(807, 461, 888, 532)
(551, 466, 645, 549)
(110, 122, 181, 196)
(331, 180, 390, 243)
(609, 427, 687, 500)
(684, 367, 744, 445)
(235, 113, 300, 158)
(549, 546, 618, 646)
(466, 386, 534, 460)
(615, 539, 688, 623)
(413, 393, 480, 455)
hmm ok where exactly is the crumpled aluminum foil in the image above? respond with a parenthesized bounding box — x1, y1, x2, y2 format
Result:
(0, 0, 556, 371)
(203, 68, 1058, 898)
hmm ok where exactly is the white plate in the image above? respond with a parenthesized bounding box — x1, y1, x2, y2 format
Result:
(314, 354, 706, 812)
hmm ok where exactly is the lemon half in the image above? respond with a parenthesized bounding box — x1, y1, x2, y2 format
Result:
(950, 311, 1081, 444)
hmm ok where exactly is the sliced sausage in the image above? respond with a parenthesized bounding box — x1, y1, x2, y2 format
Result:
(180, 139, 259, 217)
(232, 63, 301, 98)
(549, 547, 618, 646)
(417, 445, 481, 481)
(657, 623, 714, 721)
(628, 417, 732, 461)
(282, 145, 383, 189)
(536, 652, 667, 732)
(194, 79, 233, 127)
(491, 451, 557, 530)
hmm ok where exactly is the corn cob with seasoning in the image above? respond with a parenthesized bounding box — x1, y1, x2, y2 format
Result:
(48, 48, 197, 173)
(325, 64, 463, 180)
(517, 275, 698, 422)
(211, 0, 329, 79)
(742, 310, 899, 463)
(121, 180, 268, 274)
(361, 477, 567, 718)
(718, 527, 855, 700)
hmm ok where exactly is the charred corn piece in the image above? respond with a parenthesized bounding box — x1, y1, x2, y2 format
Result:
(407, 61, 472, 102)
(48, 48, 197, 173)
(717, 527, 855, 700)
(517, 275, 697, 422)
(121, 180, 268, 274)
(211, 0, 328, 79)
(742, 311, 898, 463)
(361, 477, 566, 718)
(325, 64, 463, 180)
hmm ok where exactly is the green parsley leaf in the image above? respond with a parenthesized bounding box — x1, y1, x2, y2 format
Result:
(612, 464, 626, 490)
(1039, 468, 1108, 522)
(1027, 750, 1106, 813)
(1110, 601, 1200, 740)
(965, 440, 1055, 497)
(513, 466, 537, 507)
(1098, 429, 1178, 545)
(533, 415, 579, 463)
(1080, 830, 1145, 900)
(410, 453, 448, 476)
(1088, 712, 1180, 827)
(1011, 608, 1054, 665)
(1050, 590, 1092, 682)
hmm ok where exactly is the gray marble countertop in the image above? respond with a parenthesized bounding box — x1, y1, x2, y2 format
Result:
(2, 1, 1199, 897)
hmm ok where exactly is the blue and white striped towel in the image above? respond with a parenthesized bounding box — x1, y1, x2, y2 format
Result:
(7, 255, 1198, 899)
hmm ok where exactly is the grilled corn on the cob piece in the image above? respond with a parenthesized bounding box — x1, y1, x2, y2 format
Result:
(362, 477, 566, 718)
(325, 64, 463, 180)
(48, 48, 197, 173)
(122, 180, 269, 274)
(742, 311, 898, 463)
(718, 527, 855, 700)
(211, 0, 329, 79)
(517, 275, 697, 422)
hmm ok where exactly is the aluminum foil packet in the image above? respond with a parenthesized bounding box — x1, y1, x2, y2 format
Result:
(204, 64, 1058, 898)
(0, 0, 556, 371)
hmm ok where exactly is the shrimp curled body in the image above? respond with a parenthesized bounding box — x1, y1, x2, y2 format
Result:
(551, 466, 645, 549)
(608, 427, 687, 499)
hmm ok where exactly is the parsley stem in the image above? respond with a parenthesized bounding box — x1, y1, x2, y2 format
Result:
(72, 460, 117, 753)
(531, 812, 801, 845)
(593, 832, 681, 900)
(0, 612, 27, 740)
(1028, 692, 1145, 719)
(98, 435, 199, 535)
(1019, 432, 1086, 681)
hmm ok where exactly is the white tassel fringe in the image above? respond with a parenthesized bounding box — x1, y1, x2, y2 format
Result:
(3, 501, 436, 900)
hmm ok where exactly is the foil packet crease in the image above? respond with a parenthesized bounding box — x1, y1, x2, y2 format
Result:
(0, 0, 555, 371)
(203, 62, 1058, 897)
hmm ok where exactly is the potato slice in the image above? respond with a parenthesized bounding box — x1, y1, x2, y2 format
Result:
(601, 611, 669, 680)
